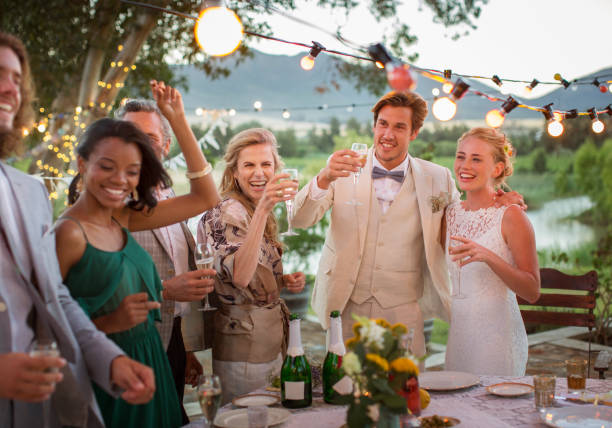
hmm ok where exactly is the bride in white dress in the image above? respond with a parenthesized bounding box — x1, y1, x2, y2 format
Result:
(444, 127, 541, 376)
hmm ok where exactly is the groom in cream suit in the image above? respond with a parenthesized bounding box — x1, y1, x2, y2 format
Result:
(292, 91, 459, 357)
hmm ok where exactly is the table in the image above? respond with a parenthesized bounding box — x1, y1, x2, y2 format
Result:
(215, 375, 612, 427)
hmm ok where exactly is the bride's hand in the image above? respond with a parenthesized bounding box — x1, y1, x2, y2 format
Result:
(449, 236, 494, 267)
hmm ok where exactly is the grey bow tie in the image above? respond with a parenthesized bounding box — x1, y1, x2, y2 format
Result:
(371, 166, 405, 183)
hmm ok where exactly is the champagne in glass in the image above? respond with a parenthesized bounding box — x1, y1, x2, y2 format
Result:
(30, 339, 60, 428)
(450, 238, 466, 299)
(280, 168, 299, 237)
(346, 143, 368, 205)
(197, 374, 222, 427)
(195, 242, 217, 311)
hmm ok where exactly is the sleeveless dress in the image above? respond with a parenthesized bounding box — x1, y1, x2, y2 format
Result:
(444, 203, 528, 376)
(62, 219, 182, 428)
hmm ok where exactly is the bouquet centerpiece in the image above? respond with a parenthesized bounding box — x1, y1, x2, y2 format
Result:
(337, 315, 421, 428)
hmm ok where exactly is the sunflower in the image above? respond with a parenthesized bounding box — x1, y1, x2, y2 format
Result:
(366, 353, 390, 372)
(390, 357, 419, 376)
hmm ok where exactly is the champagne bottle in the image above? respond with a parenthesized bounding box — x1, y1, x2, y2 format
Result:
(281, 313, 312, 408)
(323, 310, 346, 404)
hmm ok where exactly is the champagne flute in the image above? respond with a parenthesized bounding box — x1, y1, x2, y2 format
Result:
(450, 238, 466, 299)
(30, 339, 60, 428)
(197, 374, 222, 428)
(280, 168, 299, 237)
(195, 242, 217, 312)
(346, 143, 368, 205)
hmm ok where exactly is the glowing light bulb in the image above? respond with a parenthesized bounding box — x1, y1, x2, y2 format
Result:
(442, 82, 453, 94)
(228, 108, 236, 116)
(300, 55, 315, 71)
(554, 73, 561, 81)
(485, 109, 505, 128)
(432, 88, 440, 97)
(609, 83, 612, 92)
(547, 120, 564, 137)
(592, 120, 605, 134)
(194, 6, 243, 57)
(282, 110, 290, 119)
(375, 61, 384, 69)
(432, 97, 457, 121)
(386, 63, 416, 91)
(195, 107, 204, 116)
(22, 128, 29, 137)
(600, 85, 608, 93)
(253, 101, 262, 111)
(37, 123, 47, 133)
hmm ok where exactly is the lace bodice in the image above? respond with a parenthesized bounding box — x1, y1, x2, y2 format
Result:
(444, 202, 528, 376)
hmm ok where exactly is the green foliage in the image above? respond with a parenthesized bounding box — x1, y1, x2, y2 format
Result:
(573, 139, 612, 224)
(531, 148, 548, 173)
(333, 130, 372, 152)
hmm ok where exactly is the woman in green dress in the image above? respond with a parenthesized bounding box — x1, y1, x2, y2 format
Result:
(54, 81, 219, 427)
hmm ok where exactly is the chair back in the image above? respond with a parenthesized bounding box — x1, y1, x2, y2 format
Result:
(517, 268, 597, 329)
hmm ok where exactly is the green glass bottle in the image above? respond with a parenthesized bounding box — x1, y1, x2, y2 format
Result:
(281, 313, 312, 408)
(323, 310, 346, 404)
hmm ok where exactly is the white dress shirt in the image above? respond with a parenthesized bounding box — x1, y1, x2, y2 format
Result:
(0, 166, 35, 351)
(309, 153, 411, 214)
(156, 187, 191, 317)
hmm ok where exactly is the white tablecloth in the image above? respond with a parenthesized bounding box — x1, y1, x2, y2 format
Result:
(213, 375, 612, 427)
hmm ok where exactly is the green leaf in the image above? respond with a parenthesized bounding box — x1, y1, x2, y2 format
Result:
(371, 377, 396, 395)
(381, 394, 408, 411)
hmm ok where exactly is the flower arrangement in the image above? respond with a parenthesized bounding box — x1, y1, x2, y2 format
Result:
(338, 315, 420, 428)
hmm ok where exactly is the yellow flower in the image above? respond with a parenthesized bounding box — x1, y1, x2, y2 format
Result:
(345, 337, 358, 348)
(391, 323, 407, 335)
(375, 318, 391, 329)
(366, 353, 390, 371)
(352, 322, 363, 338)
(390, 357, 419, 376)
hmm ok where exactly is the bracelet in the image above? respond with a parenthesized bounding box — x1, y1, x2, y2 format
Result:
(185, 163, 212, 180)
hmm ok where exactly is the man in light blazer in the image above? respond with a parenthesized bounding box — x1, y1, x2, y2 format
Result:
(0, 32, 155, 428)
(292, 91, 521, 357)
(116, 98, 218, 424)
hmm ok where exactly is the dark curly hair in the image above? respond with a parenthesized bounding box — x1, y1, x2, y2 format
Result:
(68, 118, 171, 211)
(0, 32, 34, 159)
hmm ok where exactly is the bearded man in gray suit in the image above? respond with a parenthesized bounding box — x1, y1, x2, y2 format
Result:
(0, 32, 156, 428)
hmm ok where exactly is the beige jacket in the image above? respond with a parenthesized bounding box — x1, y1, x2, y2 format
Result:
(291, 151, 459, 329)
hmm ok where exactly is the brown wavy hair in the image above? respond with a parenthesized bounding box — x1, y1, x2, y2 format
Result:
(220, 128, 283, 249)
(0, 32, 34, 159)
(372, 91, 428, 132)
(458, 127, 515, 187)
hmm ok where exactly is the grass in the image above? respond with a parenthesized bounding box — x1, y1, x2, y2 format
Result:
(430, 318, 449, 345)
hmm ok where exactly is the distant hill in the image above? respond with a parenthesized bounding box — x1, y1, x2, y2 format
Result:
(176, 50, 612, 125)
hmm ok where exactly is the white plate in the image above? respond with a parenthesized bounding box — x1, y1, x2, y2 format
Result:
(214, 407, 291, 428)
(419, 371, 480, 391)
(540, 405, 612, 428)
(486, 382, 534, 397)
(232, 393, 280, 407)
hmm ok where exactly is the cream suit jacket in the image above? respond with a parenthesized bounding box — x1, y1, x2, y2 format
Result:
(291, 150, 459, 329)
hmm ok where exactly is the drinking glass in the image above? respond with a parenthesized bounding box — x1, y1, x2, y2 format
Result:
(197, 374, 222, 428)
(450, 238, 466, 299)
(533, 373, 556, 409)
(195, 242, 217, 312)
(30, 339, 60, 428)
(346, 143, 368, 206)
(566, 358, 587, 392)
(280, 168, 299, 237)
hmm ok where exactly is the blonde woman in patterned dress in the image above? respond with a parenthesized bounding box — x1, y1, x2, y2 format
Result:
(197, 128, 306, 403)
(443, 127, 540, 376)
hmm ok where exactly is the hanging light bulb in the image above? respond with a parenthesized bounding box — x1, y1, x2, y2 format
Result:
(442, 82, 454, 94)
(282, 109, 291, 119)
(300, 42, 324, 71)
(195, 107, 204, 116)
(432, 79, 470, 122)
(608, 82, 612, 92)
(542, 104, 564, 137)
(367, 43, 416, 91)
(194, 1, 243, 57)
(588, 108, 605, 133)
(523, 79, 539, 96)
(375, 61, 385, 69)
(432, 88, 440, 97)
(485, 96, 519, 128)
(37, 123, 47, 133)
(253, 101, 262, 111)
(491, 75, 502, 87)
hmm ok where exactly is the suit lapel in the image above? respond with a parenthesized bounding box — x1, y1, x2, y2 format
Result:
(355, 148, 374, 253)
(151, 227, 173, 258)
(411, 158, 434, 246)
(180, 222, 197, 270)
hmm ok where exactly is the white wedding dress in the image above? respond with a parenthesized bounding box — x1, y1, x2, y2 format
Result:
(444, 202, 528, 376)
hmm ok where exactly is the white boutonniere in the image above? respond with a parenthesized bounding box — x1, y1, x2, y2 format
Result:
(429, 191, 452, 213)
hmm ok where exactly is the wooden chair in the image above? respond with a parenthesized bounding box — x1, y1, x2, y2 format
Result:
(517, 268, 598, 375)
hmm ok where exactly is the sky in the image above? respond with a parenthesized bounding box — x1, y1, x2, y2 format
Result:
(251, 0, 612, 99)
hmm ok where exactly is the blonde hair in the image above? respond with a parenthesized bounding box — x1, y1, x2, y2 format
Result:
(220, 128, 283, 249)
(458, 127, 515, 187)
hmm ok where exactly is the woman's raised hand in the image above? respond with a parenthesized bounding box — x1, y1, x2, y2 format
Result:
(258, 173, 297, 213)
(150, 79, 184, 123)
(283, 272, 306, 293)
